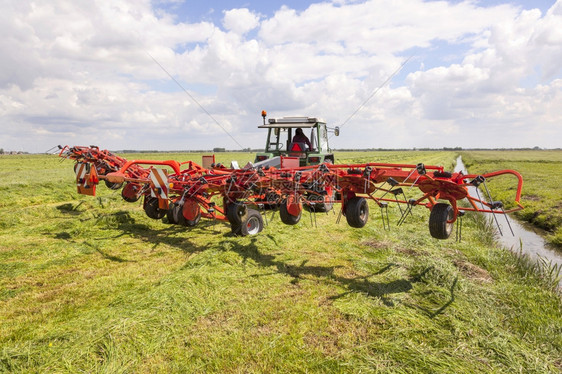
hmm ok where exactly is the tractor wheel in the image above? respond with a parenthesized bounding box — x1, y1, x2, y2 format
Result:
(429, 203, 454, 239)
(144, 196, 166, 219)
(345, 197, 369, 228)
(121, 182, 142, 203)
(240, 209, 264, 236)
(105, 180, 123, 190)
(279, 203, 301, 225)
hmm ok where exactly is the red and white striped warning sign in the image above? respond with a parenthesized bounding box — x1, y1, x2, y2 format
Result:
(75, 162, 98, 196)
(75, 163, 89, 187)
(149, 168, 169, 209)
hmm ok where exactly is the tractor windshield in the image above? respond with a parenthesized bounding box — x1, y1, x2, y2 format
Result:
(310, 128, 317, 150)
(266, 127, 288, 152)
(317, 124, 328, 153)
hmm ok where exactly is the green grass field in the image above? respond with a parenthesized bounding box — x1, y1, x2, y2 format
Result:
(1, 151, 561, 373)
(461, 150, 562, 248)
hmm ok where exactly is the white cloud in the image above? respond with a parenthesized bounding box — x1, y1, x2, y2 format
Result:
(403, 0, 562, 148)
(222, 8, 260, 34)
(259, 1, 518, 53)
(0, 0, 561, 152)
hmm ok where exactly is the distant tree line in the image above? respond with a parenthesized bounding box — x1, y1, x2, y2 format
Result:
(332, 147, 558, 152)
(0, 148, 28, 155)
(114, 147, 560, 153)
(119, 148, 262, 153)
(2, 146, 558, 155)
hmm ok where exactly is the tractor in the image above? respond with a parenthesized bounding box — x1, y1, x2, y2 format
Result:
(254, 111, 339, 167)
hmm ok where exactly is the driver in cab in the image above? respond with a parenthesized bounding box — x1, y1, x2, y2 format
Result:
(292, 128, 312, 150)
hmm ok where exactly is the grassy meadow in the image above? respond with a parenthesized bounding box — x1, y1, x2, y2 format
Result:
(1, 150, 561, 373)
(461, 150, 562, 248)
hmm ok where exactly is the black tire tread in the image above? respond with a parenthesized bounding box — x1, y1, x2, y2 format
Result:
(240, 209, 264, 236)
(279, 203, 301, 225)
(166, 202, 179, 224)
(429, 203, 454, 239)
(121, 183, 142, 203)
(144, 197, 166, 219)
(105, 180, 123, 190)
(345, 197, 369, 228)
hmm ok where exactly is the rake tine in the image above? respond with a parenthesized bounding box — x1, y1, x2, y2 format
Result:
(501, 206, 515, 236)
(481, 180, 503, 236)
(380, 202, 390, 231)
(456, 211, 465, 242)
(336, 206, 343, 224)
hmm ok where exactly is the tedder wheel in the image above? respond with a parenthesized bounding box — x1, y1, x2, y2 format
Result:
(166, 202, 179, 224)
(345, 197, 369, 228)
(227, 202, 247, 235)
(429, 203, 454, 239)
(180, 212, 201, 227)
(240, 209, 264, 236)
(121, 182, 142, 203)
(433, 171, 452, 178)
(226, 202, 246, 225)
(230, 222, 242, 235)
(313, 188, 335, 213)
(171, 202, 184, 225)
(279, 203, 301, 225)
(144, 196, 166, 220)
(105, 180, 123, 190)
(181, 206, 201, 227)
(169, 202, 192, 226)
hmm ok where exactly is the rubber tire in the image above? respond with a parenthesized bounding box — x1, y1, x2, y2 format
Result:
(144, 196, 166, 220)
(240, 209, 264, 236)
(345, 197, 369, 228)
(175, 202, 201, 227)
(182, 210, 201, 227)
(166, 202, 179, 224)
(230, 222, 242, 235)
(226, 202, 246, 234)
(122, 183, 142, 203)
(172, 203, 185, 224)
(429, 203, 454, 239)
(314, 189, 335, 213)
(279, 203, 301, 225)
(105, 180, 123, 190)
(433, 171, 452, 178)
(226, 202, 246, 225)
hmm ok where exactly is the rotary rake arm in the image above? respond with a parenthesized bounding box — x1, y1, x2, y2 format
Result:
(59, 146, 524, 240)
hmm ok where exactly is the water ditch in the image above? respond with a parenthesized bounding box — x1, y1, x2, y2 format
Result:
(454, 156, 562, 284)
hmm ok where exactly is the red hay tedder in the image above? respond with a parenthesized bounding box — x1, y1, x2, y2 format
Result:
(59, 115, 523, 240)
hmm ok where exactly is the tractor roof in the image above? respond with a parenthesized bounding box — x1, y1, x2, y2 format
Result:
(258, 117, 325, 129)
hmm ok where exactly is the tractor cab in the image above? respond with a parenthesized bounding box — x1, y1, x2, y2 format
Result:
(254, 112, 338, 166)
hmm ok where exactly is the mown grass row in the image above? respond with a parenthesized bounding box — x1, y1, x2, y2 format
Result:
(461, 150, 562, 248)
(1, 151, 561, 373)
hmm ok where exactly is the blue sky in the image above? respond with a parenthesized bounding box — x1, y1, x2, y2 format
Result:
(159, 0, 315, 23)
(161, 1, 555, 24)
(1, 0, 561, 152)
